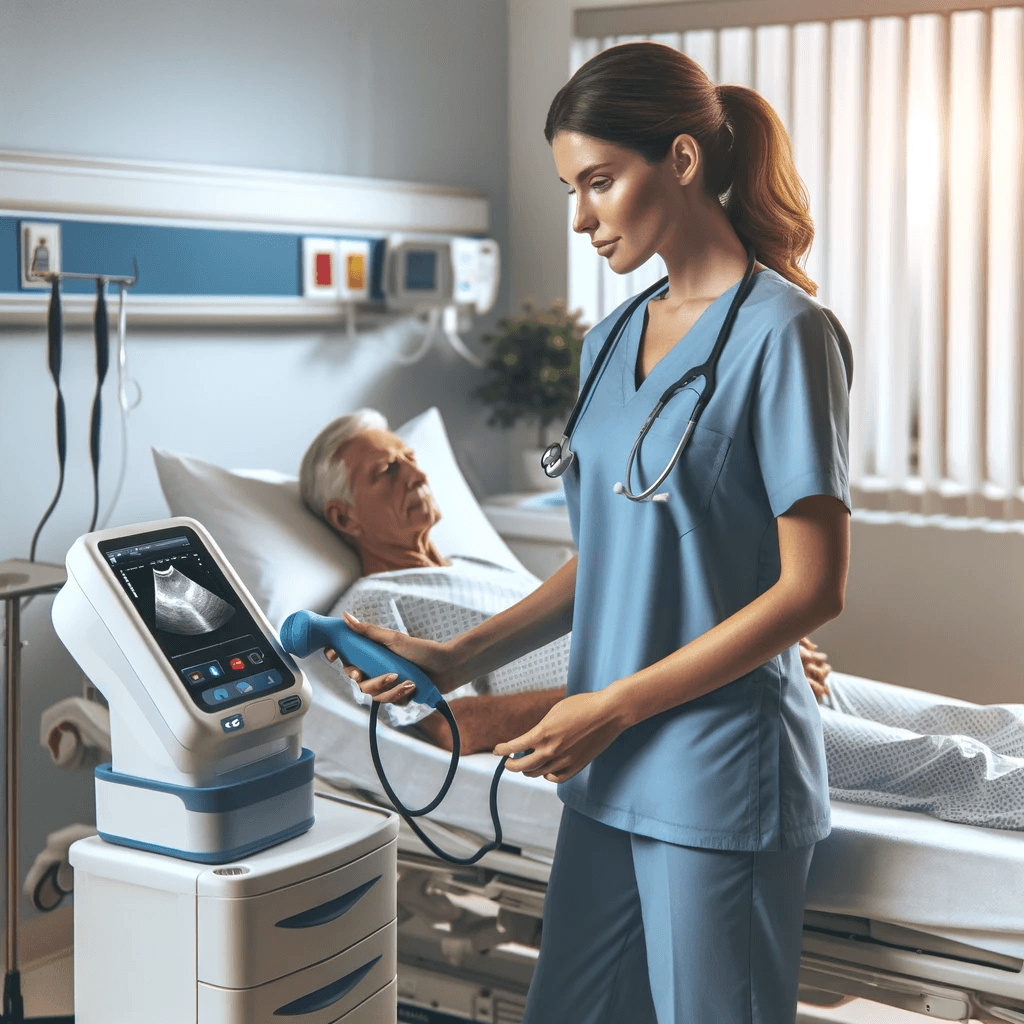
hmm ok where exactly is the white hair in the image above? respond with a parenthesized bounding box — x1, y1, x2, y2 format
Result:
(299, 408, 389, 520)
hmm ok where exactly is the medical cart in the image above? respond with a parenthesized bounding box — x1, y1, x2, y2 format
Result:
(70, 791, 398, 1024)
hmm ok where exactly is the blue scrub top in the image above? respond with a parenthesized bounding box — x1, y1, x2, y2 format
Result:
(559, 268, 853, 852)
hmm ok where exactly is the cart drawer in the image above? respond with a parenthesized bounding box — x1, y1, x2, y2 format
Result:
(198, 840, 396, 988)
(198, 921, 395, 1024)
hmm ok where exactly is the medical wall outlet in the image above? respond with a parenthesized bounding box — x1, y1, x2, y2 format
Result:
(302, 236, 340, 299)
(51, 517, 315, 862)
(452, 236, 499, 315)
(384, 234, 500, 314)
(19, 220, 61, 289)
(337, 238, 372, 302)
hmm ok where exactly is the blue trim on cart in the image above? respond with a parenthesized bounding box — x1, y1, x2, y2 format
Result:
(94, 747, 315, 812)
(96, 815, 316, 863)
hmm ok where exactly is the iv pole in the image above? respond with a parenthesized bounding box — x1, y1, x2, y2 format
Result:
(1, 564, 72, 1024)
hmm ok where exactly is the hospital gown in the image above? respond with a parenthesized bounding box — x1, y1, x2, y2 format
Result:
(328, 555, 1024, 831)
(331, 556, 571, 728)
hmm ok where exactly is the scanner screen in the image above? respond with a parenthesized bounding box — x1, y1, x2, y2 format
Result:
(98, 526, 297, 713)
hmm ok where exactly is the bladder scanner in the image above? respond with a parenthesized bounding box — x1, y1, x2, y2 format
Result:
(51, 517, 315, 863)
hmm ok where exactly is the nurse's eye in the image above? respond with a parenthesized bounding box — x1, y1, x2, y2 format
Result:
(591, 178, 611, 191)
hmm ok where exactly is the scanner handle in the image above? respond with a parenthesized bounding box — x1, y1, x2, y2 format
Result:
(279, 611, 444, 709)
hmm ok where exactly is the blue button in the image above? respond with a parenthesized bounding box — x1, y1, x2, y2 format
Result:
(236, 681, 254, 694)
(211, 687, 229, 702)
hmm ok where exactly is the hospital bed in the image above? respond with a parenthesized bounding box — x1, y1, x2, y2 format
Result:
(37, 407, 1024, 1023)
(301, 656, 1024, 1024)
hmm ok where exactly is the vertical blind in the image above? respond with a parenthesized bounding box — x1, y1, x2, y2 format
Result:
(569, 8, 1024, 519)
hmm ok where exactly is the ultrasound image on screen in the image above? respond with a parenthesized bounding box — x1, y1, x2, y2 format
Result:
(98, 526, 295, 713)
(152, 564, 235, 635)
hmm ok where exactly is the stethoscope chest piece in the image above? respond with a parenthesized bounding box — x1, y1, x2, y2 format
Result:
(542, 437, 574, 478)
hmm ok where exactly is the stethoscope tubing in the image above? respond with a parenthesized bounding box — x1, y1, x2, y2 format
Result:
(545, 248, 758, 501)
(542, 275, 669, 479)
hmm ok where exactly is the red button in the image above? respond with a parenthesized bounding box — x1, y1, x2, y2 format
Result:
(315, 251, 333, 287)
(229, 657, 246, 671)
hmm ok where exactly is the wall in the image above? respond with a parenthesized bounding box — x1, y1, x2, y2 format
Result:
(507, 0, 1024, 705)
(0, 0, 509, 930)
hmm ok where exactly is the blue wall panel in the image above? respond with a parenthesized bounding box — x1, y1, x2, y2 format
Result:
(0, 218, 20, 293)
(0, 217, 387, 299)
(60, 222, 301, 295)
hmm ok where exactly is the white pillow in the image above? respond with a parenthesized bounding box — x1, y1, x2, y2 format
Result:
(395, 407, 529, 575)
(152, 406, 527, 628)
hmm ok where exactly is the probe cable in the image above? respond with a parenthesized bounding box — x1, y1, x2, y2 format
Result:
(279, 609, 522, 866)
(367, 697, 520, 866)
(28, 278, 67, 561)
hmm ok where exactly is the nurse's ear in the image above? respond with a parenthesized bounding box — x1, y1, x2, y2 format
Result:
(669, 133, 702, 189)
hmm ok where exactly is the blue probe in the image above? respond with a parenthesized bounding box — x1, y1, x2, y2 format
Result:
(279, 610, 443, 708)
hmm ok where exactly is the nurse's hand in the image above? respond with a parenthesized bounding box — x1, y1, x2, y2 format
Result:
(494, 691, 623, 784)
(323, 613, 457, 705)
(799, 637, 832, 703)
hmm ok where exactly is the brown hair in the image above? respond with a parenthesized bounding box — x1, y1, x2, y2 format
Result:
(545, 42, 816, 295)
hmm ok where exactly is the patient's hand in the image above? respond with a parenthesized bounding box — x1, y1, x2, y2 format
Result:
(323, 612, 458, 705)
(800, 638, 832, 702)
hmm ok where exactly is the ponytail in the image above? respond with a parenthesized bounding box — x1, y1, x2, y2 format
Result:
(716, 85, 816, 295)
(546, 42, 817, 296)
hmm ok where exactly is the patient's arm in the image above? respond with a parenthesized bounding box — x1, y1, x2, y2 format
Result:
(415, 688, 567, 755)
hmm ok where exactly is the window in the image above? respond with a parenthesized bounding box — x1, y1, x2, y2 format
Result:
(569, 3, 1024, 519)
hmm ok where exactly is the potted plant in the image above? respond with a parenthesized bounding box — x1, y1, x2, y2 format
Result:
(473, 299, 589, 490)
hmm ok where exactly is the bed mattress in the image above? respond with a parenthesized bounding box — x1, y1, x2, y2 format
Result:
(808, 800, 1024, 960)
(303, 659, 1024, 950)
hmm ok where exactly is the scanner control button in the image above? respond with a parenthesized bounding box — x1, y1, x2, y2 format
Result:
(244, 699, 276, 729)
(278, 695, 302, 715)
(221, 713, 244, 734)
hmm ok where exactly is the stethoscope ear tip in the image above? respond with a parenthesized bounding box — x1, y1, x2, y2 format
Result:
(612, 482, 624, 494)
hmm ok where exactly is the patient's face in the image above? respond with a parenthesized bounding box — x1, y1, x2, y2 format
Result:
(324, 430, 441, 547)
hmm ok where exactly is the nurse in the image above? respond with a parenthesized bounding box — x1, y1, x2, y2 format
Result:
(341, 40, 852, 1024)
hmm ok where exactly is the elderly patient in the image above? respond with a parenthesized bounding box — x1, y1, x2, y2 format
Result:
(300, 410, 1024, 831)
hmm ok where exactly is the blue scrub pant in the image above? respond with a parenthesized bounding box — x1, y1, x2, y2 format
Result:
(521, 806, 815, 1024)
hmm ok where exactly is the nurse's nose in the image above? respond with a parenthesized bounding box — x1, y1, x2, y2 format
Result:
(572, 194, 596, 236)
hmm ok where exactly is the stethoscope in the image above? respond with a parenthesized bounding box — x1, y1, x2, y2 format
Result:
(542, 247, 758, 502)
